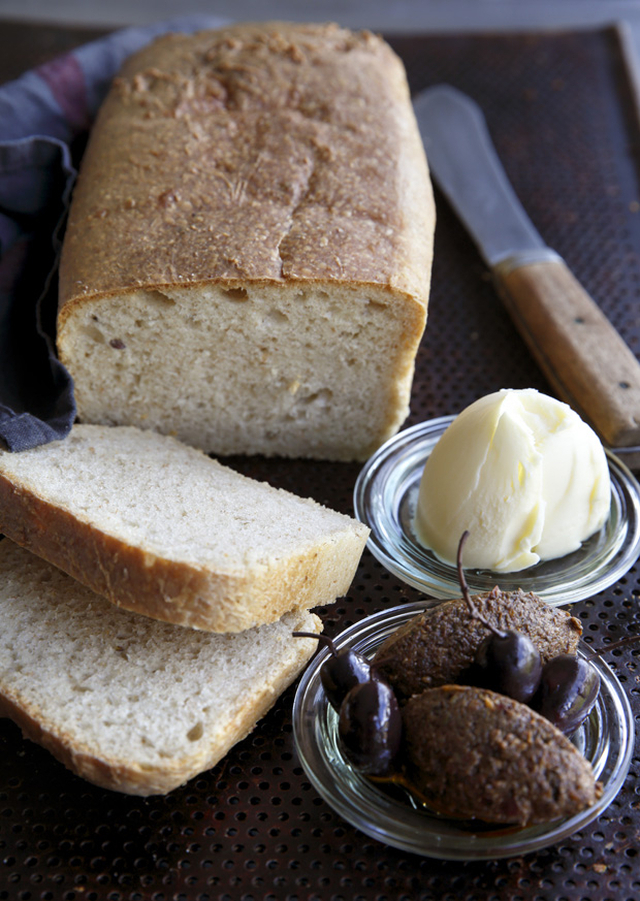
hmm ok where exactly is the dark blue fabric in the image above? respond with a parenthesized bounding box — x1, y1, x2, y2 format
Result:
(0, 15, 226, 452)
(0, 138, 76, 450)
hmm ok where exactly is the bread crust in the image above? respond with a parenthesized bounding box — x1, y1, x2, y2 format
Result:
(0, 469, 366, 633)
(58, 22, 433, 309)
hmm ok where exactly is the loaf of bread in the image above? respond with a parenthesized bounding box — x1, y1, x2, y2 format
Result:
(57, 22, 435, 461)
(0, 539, 321, 795)
(0, 424, 368, 632)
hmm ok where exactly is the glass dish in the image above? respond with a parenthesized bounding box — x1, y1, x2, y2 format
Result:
(353, 417, 640, 606)
(292, 602, 634, 860)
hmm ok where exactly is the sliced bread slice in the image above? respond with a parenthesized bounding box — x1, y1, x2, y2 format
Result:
(0, 539, 321, 796)
(0, 424, 368, 632)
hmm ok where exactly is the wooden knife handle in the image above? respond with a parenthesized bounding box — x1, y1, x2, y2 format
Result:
(494, 257, 640, 449)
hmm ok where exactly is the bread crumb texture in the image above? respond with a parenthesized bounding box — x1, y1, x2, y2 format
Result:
(0, 425, 362, 564)
(57, 23, 435, 461)
(0, 540, 322, 795)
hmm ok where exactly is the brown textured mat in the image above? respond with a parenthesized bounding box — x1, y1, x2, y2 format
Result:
(1, 22, 640, 901)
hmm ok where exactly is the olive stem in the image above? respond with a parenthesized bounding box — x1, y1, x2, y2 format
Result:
(591, 635, 640, 655)
(292, 631, 339, 658)
(456, 531, 504, 637)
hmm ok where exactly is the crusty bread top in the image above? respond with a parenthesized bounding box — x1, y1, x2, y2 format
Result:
(0, 539, 321, 795)
(58, 21, 434, 315)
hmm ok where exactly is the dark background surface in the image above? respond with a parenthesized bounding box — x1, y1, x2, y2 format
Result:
(1, 20, 639, 901)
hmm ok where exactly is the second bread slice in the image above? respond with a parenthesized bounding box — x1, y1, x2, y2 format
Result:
(0, 425, 369, 632)
(0, 539, 322, 795)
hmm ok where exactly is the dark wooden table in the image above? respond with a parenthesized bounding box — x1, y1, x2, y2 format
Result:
(1, 18, 639, 901)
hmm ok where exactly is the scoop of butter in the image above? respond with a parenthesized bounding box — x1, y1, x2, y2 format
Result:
(414, 389, 611, 572)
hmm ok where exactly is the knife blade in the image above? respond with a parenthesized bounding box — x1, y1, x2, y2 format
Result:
(413, 83, 640, 453)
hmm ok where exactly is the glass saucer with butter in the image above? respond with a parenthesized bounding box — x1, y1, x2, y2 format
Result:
(354, 390, 640, 605)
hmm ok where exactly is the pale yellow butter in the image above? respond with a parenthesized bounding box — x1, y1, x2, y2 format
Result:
(414, 389, 611, 572)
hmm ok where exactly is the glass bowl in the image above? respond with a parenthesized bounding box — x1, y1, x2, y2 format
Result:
(292, 602, 634, 860)
(353, 417, 640, 605)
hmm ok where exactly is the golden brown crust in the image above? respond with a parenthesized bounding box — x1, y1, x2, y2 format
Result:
(0, 472, 365, 633)
(58, 21, 434, 317)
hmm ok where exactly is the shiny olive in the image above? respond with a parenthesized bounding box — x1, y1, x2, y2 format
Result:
(534, 654, 601, 735)
(321, 648, 372, 710)
(455, 532, 542, 704)
(338, 680, 402, 776)
(473, 629, 543, 704)
(293, 631, 372, 710)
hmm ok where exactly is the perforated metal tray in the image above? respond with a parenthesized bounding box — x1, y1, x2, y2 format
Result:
(1, 22, 640, 901)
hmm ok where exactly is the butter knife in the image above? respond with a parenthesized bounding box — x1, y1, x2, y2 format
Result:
(413, 84, 640, 452)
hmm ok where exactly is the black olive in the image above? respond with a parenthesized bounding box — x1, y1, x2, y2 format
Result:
(456, 532, 542, 703)
(534, 654, 601, 735)
(338, 680, 402, 776)
(293, 631, 372, 710)
(473, 629, 543, 704)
